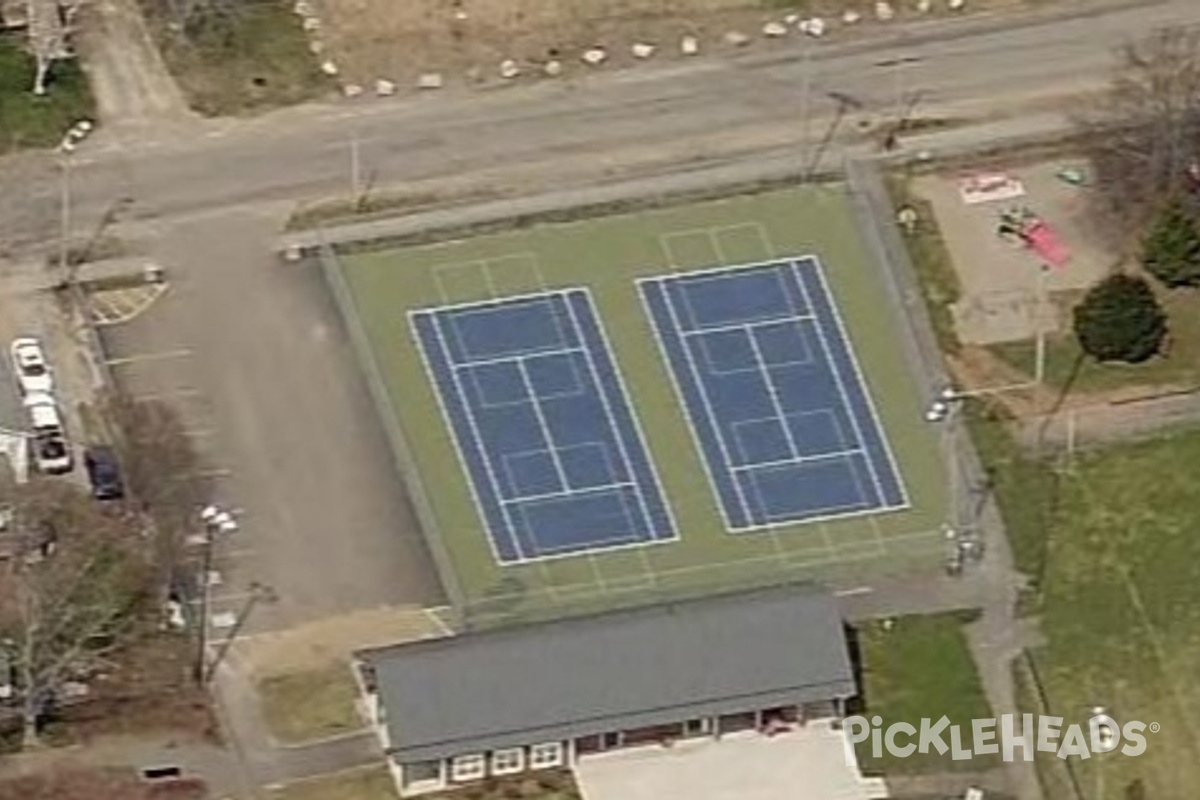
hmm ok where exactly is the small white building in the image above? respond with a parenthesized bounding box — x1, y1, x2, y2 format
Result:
(357, 584, 857, 796)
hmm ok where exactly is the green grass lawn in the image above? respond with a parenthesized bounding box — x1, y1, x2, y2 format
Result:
(141, 0, 328, 115)
(271, 767, 398, 800)
(854, 612, 996, 775)
(1025, 426, 1200, 798)
(258, 664, 364, 744)
(0, 37, 93, 152)
(329, 184, 950, 628)
(991, 286, 1200, 396)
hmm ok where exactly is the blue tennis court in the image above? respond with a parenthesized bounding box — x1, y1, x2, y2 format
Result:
(411, 290, 675, 563)
(639, 258, 907, 531)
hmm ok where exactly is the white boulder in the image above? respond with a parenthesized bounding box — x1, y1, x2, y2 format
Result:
(375, 78, 396, 96)
(342, 83, 363, 97)
(544, 59, 563, 76)
(582, 47, 608, 65)
(843, 10, 862, 24)
(680, 35, 700, 55)
(762, 21, 788, 38)
(417, 72, 443, 89)
(798, 17, 826, 37)
(320, 59, 339, 76)
(875, 1, 895, 20)
(723, 30, 751, 47)
(500, 59, 520, 79)
(631, 42, 656, 59)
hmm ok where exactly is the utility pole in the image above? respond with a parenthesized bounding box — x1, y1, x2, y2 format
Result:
(58, 154, 70, 279)
(350, 131, 361, 202)
(203, 582, 276, 683)
(1033, 264, 1050, 386)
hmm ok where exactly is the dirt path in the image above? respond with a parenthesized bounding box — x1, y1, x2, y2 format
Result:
(76, 0, 193, 126)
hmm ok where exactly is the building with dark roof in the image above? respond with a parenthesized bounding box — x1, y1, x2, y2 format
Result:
(356, 584, 856, 795)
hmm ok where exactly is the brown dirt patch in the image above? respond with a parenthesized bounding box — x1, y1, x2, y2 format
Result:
(315, 0, 1039, 88)
(0, 767, 205, 800)
(49, 631, 217, 745)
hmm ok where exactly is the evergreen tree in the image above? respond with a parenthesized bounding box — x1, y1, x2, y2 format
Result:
(1143, 200, 1200, 287)
(1073, 274, 1167, 363)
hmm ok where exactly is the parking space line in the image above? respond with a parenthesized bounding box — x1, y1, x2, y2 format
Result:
(105, 348, 193, 367)
(179, 467, 233, 481)
(138, 388, 203, 401)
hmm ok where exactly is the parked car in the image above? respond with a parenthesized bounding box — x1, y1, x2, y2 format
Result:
(8, 337, 52, 396)
(84, 446, 124, 500)
(24, 394, 72, 475)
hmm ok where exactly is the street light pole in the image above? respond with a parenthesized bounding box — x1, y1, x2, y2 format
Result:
(58, 154, 71, 279)
(203, 582, 276, 684)
(193, 506, 236, 685)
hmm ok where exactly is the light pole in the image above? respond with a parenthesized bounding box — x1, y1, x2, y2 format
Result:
(193, 505, 237, 684)
(56, 119, 92, 286)
(203, 582, 277, 684)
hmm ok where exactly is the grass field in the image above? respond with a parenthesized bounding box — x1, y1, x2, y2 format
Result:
(1019, 426, 1200, 799)
(854, 613, 995, 775)
(141, 0, 328, 116)
(992, 287, 1200, 396)
(0, 37, 93, 152)
(328, 185, 949, 627)
(258, 664, 363, 744)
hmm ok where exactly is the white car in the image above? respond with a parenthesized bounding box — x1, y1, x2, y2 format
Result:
(9, 337, 53, 396)
(23, 393, 72, 475)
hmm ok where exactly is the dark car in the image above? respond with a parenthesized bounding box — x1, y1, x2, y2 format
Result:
(84, 446, 124, 500)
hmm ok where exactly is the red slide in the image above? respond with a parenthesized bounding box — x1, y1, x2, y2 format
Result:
(1024, 220, 1070, 267)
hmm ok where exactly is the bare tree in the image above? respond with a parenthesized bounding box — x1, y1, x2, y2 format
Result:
(0, 480, 152, 748)
(1078, 28, 1200, 242)
(100, 392, 203, 599)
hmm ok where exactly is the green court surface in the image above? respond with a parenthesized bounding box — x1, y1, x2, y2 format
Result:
(325, 184, 949, 628)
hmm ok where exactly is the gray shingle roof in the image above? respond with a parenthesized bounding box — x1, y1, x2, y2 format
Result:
(363, 584, 855, 763)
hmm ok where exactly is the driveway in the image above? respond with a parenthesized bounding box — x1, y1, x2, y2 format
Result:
(574, 723, 885, 800)
(96, 208, 445, 638)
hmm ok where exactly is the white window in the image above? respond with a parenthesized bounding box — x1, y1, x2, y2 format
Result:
(450, 753, 486, 782)
(490, 747, 525, 775)
(529, 741, 563, 769)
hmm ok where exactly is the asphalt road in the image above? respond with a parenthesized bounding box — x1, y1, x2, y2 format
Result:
(0, 0, 1194, 256)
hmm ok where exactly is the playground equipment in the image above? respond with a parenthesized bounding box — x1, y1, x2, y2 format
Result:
(997, 206, 1070, 267)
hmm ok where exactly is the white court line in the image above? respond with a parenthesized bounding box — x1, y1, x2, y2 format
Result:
(659, 229, 716, 269)
(805, 260, 911, 510)
(502, 482, 636, 507)
(516, 357, 570, 491)
(643, 278, 753, 529)
(105, 347, 193, 366)
(408, 312, 518, 565)
(448, 296, 571, 367)
(637, 278, 742, 534)
(450, 345, 587, 371)
(562, 291, 665, 540)
(710, 222, 774, 260)
(432, 259, 488, 303)
(746, 325, 801, 463)
(789, 264, 888, 507)
(423, 311, 527, 563)
(729, 449, 865, 474)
